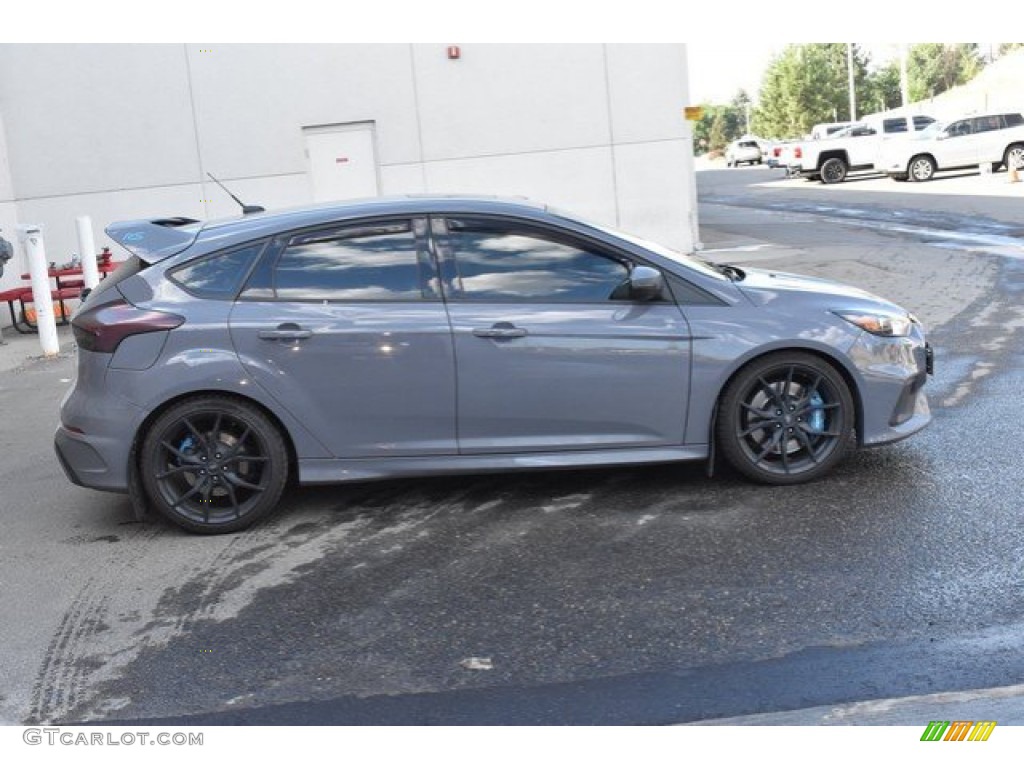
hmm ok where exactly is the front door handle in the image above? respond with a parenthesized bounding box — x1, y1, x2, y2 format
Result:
(472, 322, 528, 340)
(258, 323, 313, 341)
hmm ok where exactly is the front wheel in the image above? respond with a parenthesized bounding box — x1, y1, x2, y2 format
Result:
(909, 155, 935, 182)
(140, 396, 289, 534)
(716, 353, 854, 485)
(820, 157, 848, 184)
(1004, 143, 1024, 173)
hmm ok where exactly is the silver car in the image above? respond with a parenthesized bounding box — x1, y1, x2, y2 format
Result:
(56, 197, 932, 534)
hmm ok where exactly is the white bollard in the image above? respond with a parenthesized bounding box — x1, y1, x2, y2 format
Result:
(19, 226, 60, 357)
(76, 215, 100, 290)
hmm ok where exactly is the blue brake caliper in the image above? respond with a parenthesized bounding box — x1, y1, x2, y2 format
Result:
(808, 391, 825, 433)
(178, 435, 196, 462)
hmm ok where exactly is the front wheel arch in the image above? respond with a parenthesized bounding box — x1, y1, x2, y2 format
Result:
(712, 347, 864, 449)
(713, 351, 858, 483)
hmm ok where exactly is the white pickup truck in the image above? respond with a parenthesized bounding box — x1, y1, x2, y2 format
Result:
(786, 114, 936, 184)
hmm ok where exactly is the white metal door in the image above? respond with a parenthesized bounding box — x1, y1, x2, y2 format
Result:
(303, 123, 379, 202)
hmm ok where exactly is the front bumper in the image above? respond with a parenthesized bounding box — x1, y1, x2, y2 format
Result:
(848, 327, 932, 447)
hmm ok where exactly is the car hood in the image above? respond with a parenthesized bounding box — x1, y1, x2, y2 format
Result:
(735, 266, 907, 313)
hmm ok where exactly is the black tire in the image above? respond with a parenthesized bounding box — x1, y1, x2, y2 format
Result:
(1003, 143, 1024, 173)
(891, 173, 909, 182)
(909, 155, 935, 182)
(716, 352, 854, 485)
(140, 396, 289, 534)
(820, 157, 848, 184)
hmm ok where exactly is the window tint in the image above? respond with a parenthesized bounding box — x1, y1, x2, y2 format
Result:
(913, 116, 935, 130)
(948, 120, 972, 137)
(169, 243, 263, 299)
(971, 115, 1004, 133)
(883, 118, 907, 133)
(1004, 113, 1024, 127)
(273, 222, 424, 301)
(447, 222, 631, 302)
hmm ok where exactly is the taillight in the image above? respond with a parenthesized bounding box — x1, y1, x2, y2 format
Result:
(773, 147, 781, 157)
(72, 298, 184, 353)
(794, 146, 803, 159)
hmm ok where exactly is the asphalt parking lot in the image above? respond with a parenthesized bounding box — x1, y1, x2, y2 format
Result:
(3, 167, 1024, 725)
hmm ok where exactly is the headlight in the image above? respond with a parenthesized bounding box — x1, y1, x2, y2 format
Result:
(834, 310, 915, 337)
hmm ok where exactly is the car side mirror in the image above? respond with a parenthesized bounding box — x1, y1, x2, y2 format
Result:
(629, 265, 664, 302)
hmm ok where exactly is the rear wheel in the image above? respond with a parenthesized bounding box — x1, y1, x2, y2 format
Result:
(716, 353, 854, 485)
(909, 155, 935, 182)
(820, 157, 848, 184)
(140, 396, 289, 534)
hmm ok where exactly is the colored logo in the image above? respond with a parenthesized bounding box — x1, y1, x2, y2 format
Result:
(920, 720, 996, 742)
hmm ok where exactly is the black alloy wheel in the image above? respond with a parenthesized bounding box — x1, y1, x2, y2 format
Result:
(717, 353, 854, 484)
(140, 396, 288, 533)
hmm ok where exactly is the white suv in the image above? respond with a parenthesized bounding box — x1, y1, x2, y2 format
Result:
(879, 112, 1024, 181)
(725, 139, 762, 167)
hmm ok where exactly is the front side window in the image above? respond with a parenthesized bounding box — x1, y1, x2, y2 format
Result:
(272, 222, 425, 301)
(947, 120, 972, 137)
(446, 221, 631, 303)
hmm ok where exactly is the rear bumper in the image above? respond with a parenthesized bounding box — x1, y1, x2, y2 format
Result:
(55, 424, 131, 492)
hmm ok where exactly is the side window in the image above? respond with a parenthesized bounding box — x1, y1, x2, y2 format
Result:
(445, 221, 632, 303)
(1004, 113, 1024, 127)
(948, 120, 972, 137)
(169, 242, 264, 299)
(913, 116, 935, 130)
(971, 116, 1002, 133)
(883, 118, 907, 133)
(271, 221, 426, 301)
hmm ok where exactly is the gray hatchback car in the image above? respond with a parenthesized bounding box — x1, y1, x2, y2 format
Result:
(56, 196, 932, 533)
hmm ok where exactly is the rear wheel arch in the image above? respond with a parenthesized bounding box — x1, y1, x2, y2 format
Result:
(130, 390, 300, 491)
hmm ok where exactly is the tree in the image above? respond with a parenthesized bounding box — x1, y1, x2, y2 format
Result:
(907, 44, 983, 101)
(865, 61, 902, 113)
(752, 44, 873, 138)
(691, 98, 746, 154)
(708, 112, 728, 152)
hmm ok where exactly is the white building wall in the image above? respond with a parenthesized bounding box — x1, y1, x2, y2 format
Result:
(0, 112, 20, 293)
(0, 43, 697, 284)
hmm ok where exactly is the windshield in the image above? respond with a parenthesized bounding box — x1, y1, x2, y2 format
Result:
(549, 209, 728, 281)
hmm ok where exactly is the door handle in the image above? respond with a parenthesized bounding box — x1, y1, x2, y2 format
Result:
(258, 323, 313, 341)
(472, 323, 528, 340)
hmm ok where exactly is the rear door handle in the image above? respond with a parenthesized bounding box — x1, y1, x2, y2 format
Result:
(258, 323, 313, 341)
(472, 323, 528, 339)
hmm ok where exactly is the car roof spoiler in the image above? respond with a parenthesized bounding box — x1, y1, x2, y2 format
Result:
(105, 217, 202, 263)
